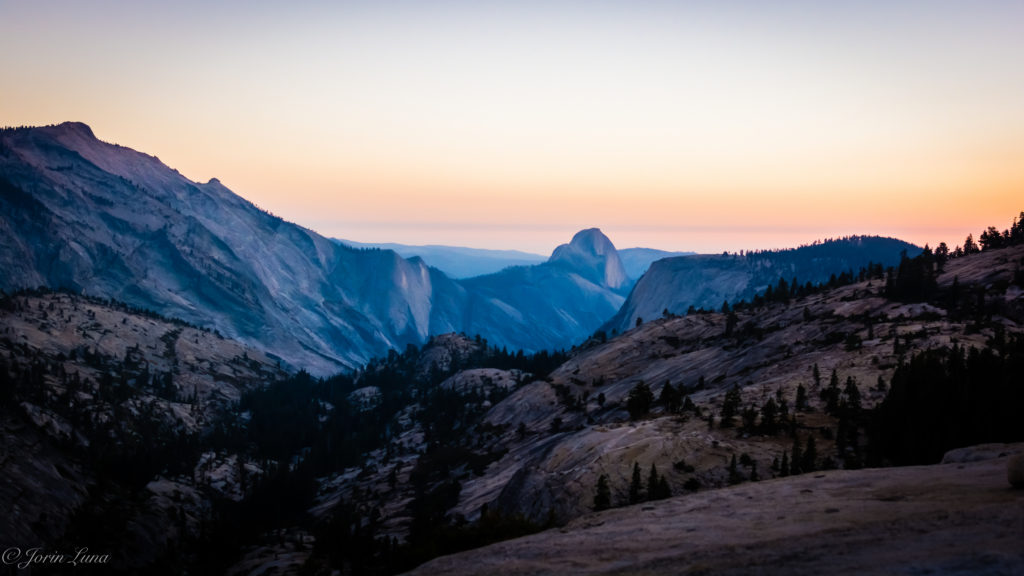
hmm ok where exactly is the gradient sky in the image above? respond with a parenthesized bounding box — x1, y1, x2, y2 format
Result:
(3, 1, 1022, 254)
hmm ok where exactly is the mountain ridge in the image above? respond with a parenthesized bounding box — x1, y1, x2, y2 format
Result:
(335, 238, 547, 279)
(0, 123, 636, 372)
(606, 235, 921, 333)
(4, 120, 1019, 569)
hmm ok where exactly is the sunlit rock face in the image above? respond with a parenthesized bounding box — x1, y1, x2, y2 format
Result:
(0, 124, 634, 373)
(606, 236, 921, 334)
(0, 123, 439, 374)
(548, 228, 629, 290)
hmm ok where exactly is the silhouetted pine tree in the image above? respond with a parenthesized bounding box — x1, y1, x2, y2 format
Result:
(594, 474, 611, 511)
(629, 462, 643, 504)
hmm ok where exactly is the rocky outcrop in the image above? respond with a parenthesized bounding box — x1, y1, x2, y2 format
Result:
(408, 444, 1024, 576)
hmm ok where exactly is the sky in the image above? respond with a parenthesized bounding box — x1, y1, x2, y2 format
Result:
(2, 1, 1022, 255)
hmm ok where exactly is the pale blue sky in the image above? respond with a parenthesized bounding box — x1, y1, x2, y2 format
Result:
(3, 1, 1022, 252)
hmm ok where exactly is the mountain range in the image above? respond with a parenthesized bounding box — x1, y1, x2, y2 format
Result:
(2, 122, 1022, 574)
(336, 238, 692, 280)
(0, 123, 633, 373)
(0, 123, 926, 375)
(334, 239, 547, 278)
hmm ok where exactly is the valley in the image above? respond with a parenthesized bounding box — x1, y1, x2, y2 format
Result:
(1, 238, 1021, 574)
(1, 123, 1022, 574)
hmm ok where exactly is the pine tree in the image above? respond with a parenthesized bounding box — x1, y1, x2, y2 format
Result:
(802, 435, 817, 473)
(594, 474, 611, 511)
(790, 436, 803, 476)
(963, 233, 979, 255)
(627, 381, 654, 420)
(760, 397, 778, 435)
(629, 462, 643, 504)
(657, 476, 671, 499)
(659, 382, 681, 413)
(935, 242, 949, 271)
(822, 369, 841, 414)
(728, 454, 741, 485)
(647, 463, 660, 502)
(725, 311, 739, 337)
(720, 385, 742, 428)
(795, 384, 808, 412)
(843, 376, 862, 412)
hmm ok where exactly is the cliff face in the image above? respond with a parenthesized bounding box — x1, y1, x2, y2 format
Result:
(0, 124, 631, 373)
(606, 236, 921, 333)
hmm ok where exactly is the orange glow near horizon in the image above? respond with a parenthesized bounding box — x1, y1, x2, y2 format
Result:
(2, 1, 1022, 255)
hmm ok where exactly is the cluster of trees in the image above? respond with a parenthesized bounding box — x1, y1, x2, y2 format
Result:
(868, 338, 1024, 465)
(774, 434, 821, 477)
(884, 212, 1024, 303)
(624, 380, 699, 420)
(717, 384, 795, 437)
(594, 462, 672, 511)
(958, 213, 1024, 254)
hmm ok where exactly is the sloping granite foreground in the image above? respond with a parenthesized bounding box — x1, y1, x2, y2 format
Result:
(407, 443, 1024, 576)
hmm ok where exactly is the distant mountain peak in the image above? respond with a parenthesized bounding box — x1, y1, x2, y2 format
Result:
(48, 121, 96, 139)
(571, 228, 615, 254)
(549, 228, 628, 290)
(550, 228, 614, 260)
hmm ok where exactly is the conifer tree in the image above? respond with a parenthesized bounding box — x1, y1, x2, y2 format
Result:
(790, 436, 803, 476)
(629, 462, 643, 504)
(647, 463, 660, 502)
(594, 474, 611, 511)
(843, 376, 862, 412)
(963, 233, 979, 254)
(795, 384, 808, 412)
(720, 385, 742, 428)
(802, 435, 817, 473)
(656, 476, 672, 499)
(627, 381, 654, 420)
(760, 397, 778, 435)
(728, 454, 741, 485)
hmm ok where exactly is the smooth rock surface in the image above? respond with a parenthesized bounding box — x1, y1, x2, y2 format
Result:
(407, 444, 1024, 576)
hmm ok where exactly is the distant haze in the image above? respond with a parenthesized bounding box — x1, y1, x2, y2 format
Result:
(3, 1, 1022, 254)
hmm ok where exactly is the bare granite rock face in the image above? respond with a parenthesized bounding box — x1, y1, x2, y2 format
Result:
(406, 443, 1024, 576)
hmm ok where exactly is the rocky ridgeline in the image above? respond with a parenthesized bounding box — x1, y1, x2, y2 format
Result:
(0, 124, 637, 375)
